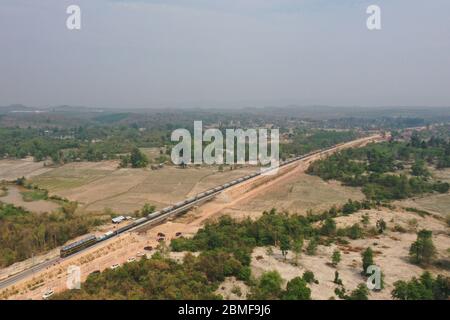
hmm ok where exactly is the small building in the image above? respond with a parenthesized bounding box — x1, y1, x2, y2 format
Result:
(112, 216, 125, 224)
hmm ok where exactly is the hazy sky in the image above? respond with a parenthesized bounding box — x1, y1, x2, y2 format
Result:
(1, 0, 449, 108)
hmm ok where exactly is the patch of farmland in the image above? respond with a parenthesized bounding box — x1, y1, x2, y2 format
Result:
(395, 193, 450, 217)
(222, 174, 365, 219)
(0, 158, 52, 181)
(28, 161, 258, 214)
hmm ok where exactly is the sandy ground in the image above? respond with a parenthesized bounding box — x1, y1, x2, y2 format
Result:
(2, 135, 399, 300)
(250, 206, 450, 300)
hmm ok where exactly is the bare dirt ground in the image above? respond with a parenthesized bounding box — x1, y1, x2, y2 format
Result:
(0, 157, 52, 181)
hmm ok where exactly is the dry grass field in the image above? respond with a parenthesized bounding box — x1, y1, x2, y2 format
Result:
(28, 161, 256, 214)
(394, 168, 450, 217)
(217, 173, 365, 220)
(0, 158, 52, 181)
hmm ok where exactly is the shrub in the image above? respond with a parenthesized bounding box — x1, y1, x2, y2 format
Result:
(409, 229, 436, 265)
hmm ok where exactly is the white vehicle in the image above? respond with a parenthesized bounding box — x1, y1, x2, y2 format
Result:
(127, 257, 136, 263)
(136, 252, 145, 258)
(42, 289, 54, 300)
(110, 263, 120, 270)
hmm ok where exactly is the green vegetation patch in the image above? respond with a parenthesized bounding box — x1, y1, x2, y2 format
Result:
(0, 202, 103, 268)
(21, 189, 48, 202)
(307, 138, 450, 201)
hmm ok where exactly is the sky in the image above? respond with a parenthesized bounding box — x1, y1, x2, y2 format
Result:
(1, 0, 449, 109)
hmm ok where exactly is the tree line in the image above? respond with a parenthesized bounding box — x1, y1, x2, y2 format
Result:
(307, 138, 450, 201)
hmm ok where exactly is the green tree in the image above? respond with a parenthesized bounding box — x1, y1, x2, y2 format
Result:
(331, 249, 341, 267)
(409, 229, 436, 265)
(250, 271, 283, 300)
(292, 238, 303, 266)
(411, 159, 429, 177)
(306, 238, 318, 256)
(130, 147, 148, 168)
(391, 272, 449, 300)
(320, 217, 337, 236)
(141, 203, 155, 216)
(279, 235, 291, 261)
(347, 284, 369, 300)
(348, 223, 363, 239)
(333, 271, 342, 285)
(282, 277, 311, 300)
(302, 271, 316, 284)
(361, 247, 374, 274)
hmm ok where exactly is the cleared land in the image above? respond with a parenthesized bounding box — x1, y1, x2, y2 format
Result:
(29, 162, 255, 214)
(0, 158, 52, 181)
(394, 168, 450, 217)
(217, 174, 364, 220)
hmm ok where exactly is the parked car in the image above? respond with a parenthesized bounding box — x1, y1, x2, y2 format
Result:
(110, 264, 120, 270)
(42, 289, 54, 300)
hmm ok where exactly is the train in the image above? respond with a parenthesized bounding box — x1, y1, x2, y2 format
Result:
(59, 146, 334, 258)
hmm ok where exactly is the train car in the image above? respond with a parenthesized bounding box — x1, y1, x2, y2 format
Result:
(183, 197, 195, 204)
(134, 217, 148, 225)
(97, 231, 114, 242)
(60, 235, 97, 258)
(116, 222, 137, 234)
(147, 211, 161, 219)
(205, 189, 214, 195)
(196, 192, 206, 199)
(213, 186, 223, 192)
(160, 206, 174, 214)
(174, 201, 185, 208)
(223, 183, 231, 188)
